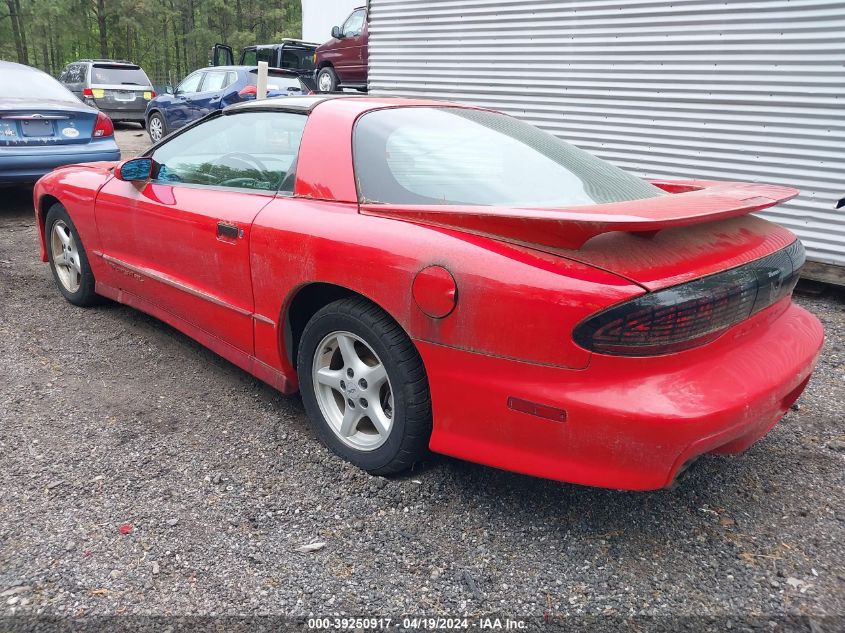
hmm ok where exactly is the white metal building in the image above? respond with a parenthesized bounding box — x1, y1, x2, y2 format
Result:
(302, 0, 364, 44)
(367, 0, 845, 283)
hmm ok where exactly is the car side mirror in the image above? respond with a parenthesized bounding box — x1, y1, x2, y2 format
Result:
(331, 26, 343, 39)
(166, 85, 174, 95)
(115, 157, 152, 181)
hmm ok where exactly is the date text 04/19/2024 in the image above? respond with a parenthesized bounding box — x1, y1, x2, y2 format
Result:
(307, 617, 528, 630)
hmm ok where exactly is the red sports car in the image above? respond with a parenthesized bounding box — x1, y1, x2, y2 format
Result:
(33, 96, 824, 490)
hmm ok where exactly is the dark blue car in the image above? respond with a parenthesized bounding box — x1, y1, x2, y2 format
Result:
(144, 66, 308, 142)
(0, 61, 120, 184)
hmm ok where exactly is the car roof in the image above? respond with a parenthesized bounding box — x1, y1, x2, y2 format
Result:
(224, 94, 462, 115)
(246, 39, 320, 49)
(204, 65, 302, 74)
(77, 59, 138, 66)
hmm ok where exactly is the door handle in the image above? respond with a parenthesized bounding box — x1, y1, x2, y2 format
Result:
(217, 222, 240, 239)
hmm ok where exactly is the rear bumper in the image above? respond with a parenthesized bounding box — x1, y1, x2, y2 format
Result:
(0, 142, 120, 183)
(99, 108, 146, 122)
(420, 301, 823, 490)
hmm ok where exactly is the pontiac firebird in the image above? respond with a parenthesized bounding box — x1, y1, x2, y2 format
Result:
(33, 96, 824, 490)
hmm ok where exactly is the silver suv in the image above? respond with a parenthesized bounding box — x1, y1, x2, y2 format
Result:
(59, 60, 155, 126)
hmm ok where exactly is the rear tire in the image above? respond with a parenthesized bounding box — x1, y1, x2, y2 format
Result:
(317, 67, 339, 93)
(297, 297, 432, 475)
(45, 203, 99, 307)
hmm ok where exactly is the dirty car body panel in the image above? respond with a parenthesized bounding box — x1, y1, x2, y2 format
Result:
(33, 96, 824, 490)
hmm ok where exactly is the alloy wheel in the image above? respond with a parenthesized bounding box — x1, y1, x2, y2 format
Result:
(149, 116, 163, 141)
(50, 220, 82, 293)
(311, 330, 394, 451)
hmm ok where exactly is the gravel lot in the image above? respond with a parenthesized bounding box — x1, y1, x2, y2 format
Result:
(0, 126, 843, 629)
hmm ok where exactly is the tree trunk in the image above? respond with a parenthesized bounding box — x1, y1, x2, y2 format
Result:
(5, 0, 26, 63)
(180, 5, 189, 74)
(13, 0, 28, 63)
(41, 25, 50, 73)
(168, 0, 181, 78)
(161, 11, 170, 83)
(96, 0, 108, 58)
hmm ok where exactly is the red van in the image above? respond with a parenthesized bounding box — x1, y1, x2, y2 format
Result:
(314, 6, 368, 92)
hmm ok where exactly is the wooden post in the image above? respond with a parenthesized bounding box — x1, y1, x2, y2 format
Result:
(257, 61, 268, 100)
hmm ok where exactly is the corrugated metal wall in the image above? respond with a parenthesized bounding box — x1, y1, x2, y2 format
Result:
(368, 0, 845, 269)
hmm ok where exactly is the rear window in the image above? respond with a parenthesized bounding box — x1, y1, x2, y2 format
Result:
(1, 66, 79, 101)
(90, 64, 151, 86)
(353, 107, 665, 207)
(281, 47, 315, 71)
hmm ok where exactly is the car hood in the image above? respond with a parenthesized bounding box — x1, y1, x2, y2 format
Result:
(361, 180, 801, 291)
(52, 160, 118, 174)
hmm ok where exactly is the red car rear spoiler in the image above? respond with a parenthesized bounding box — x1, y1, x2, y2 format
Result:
(360, 180, 799, 250)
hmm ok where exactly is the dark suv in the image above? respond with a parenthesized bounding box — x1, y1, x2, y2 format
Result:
(211, 40, 318, 88)
(314, 5, 368, 92)
(59, 60, 155, 125)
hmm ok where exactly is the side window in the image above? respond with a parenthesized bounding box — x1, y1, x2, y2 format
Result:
(177, 72, 203, 95)
(342, 9, 366, 37)
(241, 49, 257, 66)
(201, 70, 229, 92)
(65, 64, 83, 84)
(150, 111, 308, 192)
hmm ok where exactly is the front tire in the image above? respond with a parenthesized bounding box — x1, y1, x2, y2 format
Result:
(147, 112, 165, 142)
(45, 203, 99, 307)
(317, 67, 339, 93)
(297, 297, 432, 475)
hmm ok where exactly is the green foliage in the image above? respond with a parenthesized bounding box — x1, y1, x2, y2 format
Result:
(0, 0, 302, 85)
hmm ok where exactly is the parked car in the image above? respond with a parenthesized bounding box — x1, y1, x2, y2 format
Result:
(314, 5, 368, 92)
(32, 96, 822, 490)
(58, 59, 155, 125)
(0, 61, 119, 184)
(144, 66, 308, 142)
(211, 40, 318, 83)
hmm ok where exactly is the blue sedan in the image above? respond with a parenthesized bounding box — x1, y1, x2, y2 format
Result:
(144, 66, 308, 142)
(0, 61, 120, 184)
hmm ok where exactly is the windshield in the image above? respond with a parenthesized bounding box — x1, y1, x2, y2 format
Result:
(90, 64, 151, 86)
(0, 66, 79, 101)
(241, 48, 274, 66)
(353, 107, 665, 207)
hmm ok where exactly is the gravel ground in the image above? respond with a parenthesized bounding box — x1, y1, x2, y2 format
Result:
(0, 130, 843, 629)
(114, 123, 151, 159)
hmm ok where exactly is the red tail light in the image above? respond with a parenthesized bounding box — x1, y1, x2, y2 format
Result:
(151, 91, 157, 98)
(238, 85, 257, 98)
(82, 88, 94, 98)
(92, 111, 114, 138)
(573, 242, 805, 356)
